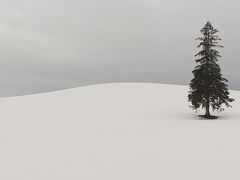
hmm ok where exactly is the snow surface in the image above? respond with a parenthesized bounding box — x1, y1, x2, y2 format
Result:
(0, 83, 239, 180)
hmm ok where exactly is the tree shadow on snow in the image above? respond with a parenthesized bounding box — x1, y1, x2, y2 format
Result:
(194, 114, 234, 120)
(180, 113, 234, 121)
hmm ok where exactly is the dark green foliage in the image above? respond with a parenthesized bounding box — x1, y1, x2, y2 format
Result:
(188, 22, 234, 118)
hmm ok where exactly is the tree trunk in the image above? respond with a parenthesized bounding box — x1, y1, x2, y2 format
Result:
(205, 100, 211, 118)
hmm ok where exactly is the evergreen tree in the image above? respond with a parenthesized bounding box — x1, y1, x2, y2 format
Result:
(188, 21, 234, 119)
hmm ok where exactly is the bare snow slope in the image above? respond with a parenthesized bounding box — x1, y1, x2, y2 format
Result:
(0, 83, 239, 180)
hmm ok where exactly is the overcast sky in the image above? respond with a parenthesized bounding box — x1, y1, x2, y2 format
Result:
(0, 0, 239, 96)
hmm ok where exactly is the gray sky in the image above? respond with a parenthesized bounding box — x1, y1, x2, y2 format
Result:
(0, 0, 239, 96)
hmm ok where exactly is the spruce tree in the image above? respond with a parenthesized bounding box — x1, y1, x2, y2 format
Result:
(188, 21, 234, 119)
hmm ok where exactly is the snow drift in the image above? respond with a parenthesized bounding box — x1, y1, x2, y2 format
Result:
(0, 83, 239, 180)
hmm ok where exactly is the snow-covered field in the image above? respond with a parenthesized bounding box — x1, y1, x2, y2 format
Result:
(0, 83, 239, 180)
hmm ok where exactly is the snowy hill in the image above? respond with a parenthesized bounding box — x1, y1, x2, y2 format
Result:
(0, 83, 239, 180)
